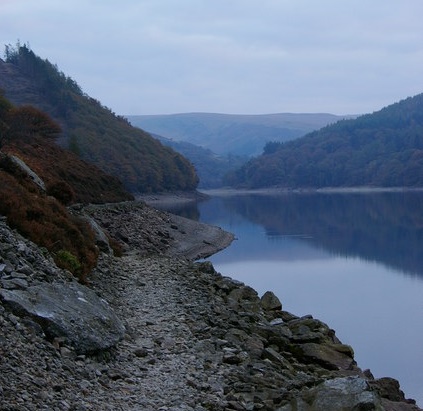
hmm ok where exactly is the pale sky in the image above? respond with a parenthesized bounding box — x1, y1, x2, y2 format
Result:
(1, 0, 423, 116)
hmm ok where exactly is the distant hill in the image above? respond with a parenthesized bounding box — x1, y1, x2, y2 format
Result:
(0, 44, 198, 193)
(151, 133, 248, 188)
(127, 112, 354, 157)
(224, 93, 423, 188)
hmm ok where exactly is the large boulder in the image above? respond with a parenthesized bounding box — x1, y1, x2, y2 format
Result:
(0, 280, 125, 353)
(279, 376, 383, 411)
(294, 342, 356, 371)
(261, 290, 282, 311)
(9, 154, 46, 192)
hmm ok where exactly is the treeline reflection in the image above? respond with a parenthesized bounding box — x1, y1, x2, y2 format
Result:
(216, 192, 423, 278)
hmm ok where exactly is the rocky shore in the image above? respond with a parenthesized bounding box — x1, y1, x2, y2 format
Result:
(0, 200, 421, 410)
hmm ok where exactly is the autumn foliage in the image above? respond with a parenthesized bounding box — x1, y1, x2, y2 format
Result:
(0, 158, 98, 282)
(1, 43, 199, 193)
(0, 93, 132, 281)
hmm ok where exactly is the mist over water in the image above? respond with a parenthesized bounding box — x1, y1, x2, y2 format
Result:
(157, 191, 423, 406)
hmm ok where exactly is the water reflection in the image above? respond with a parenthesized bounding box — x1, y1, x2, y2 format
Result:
(155, 191, 423, 405)
(200, 192, 423, 278)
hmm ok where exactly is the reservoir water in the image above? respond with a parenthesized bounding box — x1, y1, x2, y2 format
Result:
(158, 190, 423, 406)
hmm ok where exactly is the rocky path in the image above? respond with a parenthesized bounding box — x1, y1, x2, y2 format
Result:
(93, 253, 423, 411)
(90, 255, 226, 410)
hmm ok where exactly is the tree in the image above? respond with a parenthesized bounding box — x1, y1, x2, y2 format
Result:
(263, 141, 282, 155)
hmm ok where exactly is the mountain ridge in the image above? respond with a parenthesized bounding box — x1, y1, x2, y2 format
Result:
(224, 93, 423, 188)
(128, 112, 355, 157)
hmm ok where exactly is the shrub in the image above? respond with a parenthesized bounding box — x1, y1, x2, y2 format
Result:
(55, 250, 82, 275)
(0, 168, 99, 282)
(47, 180, 75, 205)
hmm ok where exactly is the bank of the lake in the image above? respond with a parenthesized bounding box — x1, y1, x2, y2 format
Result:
(143, 190, 423, 408)
(1, 199, 421, 410)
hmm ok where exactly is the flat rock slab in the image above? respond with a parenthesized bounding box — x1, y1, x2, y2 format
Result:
(166, 213, 235, 260)
(0, 281, 125, 353)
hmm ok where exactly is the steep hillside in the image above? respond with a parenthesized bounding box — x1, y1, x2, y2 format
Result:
(0, 92, 132, 204)
(0, 93, 121, 280)
(225, 93, 423, 188)
(128, 112, 354, 157)
(0, 44, 198, 193)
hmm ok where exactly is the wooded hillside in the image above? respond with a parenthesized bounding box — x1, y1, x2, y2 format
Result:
(152, 133, 248, 188)
(225, 93, 423, 188)
(0, 44, 198, 193)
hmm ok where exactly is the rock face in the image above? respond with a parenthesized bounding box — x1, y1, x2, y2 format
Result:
(0, 216, 125, 355)
(0, 203, 421, 410)
(1, 281, 125, 353)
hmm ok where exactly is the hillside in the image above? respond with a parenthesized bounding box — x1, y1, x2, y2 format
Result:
(225, 93, 423, 188)
(0, 44, 198, 193)
(0, 93, 133, 280)
(152, 133, 248, 188)
(128, 112, 353, 157)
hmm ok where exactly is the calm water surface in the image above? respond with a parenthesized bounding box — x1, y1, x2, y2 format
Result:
(160, 191, 423, 406)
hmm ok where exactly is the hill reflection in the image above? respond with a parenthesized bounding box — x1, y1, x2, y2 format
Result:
(216, 191, 423, 278)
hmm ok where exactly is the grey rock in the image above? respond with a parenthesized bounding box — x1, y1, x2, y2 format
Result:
(0, 281, 125, 353)
(227, 285, 260, 310)
(17, 264, 33, 276)
(261, 290, 282, 311)
(10, 155, 46, 191)
(371, 377, 407, 402)
(11, 271, 30, 279)
(293, 376, 383, 411)
(1, 277, 28, 289)
(294, 342, 356, 371)
(79, 215, 112, 254)
(270, 318, 284, 326)
(263, 347, 294, 370)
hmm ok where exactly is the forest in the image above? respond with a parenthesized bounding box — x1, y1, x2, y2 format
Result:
(1, 43, 198, 193)
(224, 93, 423, 188)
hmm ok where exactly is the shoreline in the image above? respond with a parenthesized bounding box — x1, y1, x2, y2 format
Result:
(136, 187, 423, 210)
(136, 190, 209, 207)
(1, 200, 421, 410)
(82, 201, 423, 409)
(200, 186, 423, 197)
(82, 200, 235, 261)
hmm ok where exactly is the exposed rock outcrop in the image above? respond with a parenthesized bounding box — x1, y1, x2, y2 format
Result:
(1, 282, 125, 354)
(0, 215, 125, 354)
(9, 154, 46, 191)
(81, 201, 235, 260)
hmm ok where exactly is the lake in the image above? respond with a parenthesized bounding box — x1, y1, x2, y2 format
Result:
(157, 190, 423, 406)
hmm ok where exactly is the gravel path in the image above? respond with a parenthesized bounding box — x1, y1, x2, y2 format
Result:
(89, 254, 227, 410)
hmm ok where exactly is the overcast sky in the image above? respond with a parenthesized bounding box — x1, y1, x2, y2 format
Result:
(1, 0, 423, 116)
